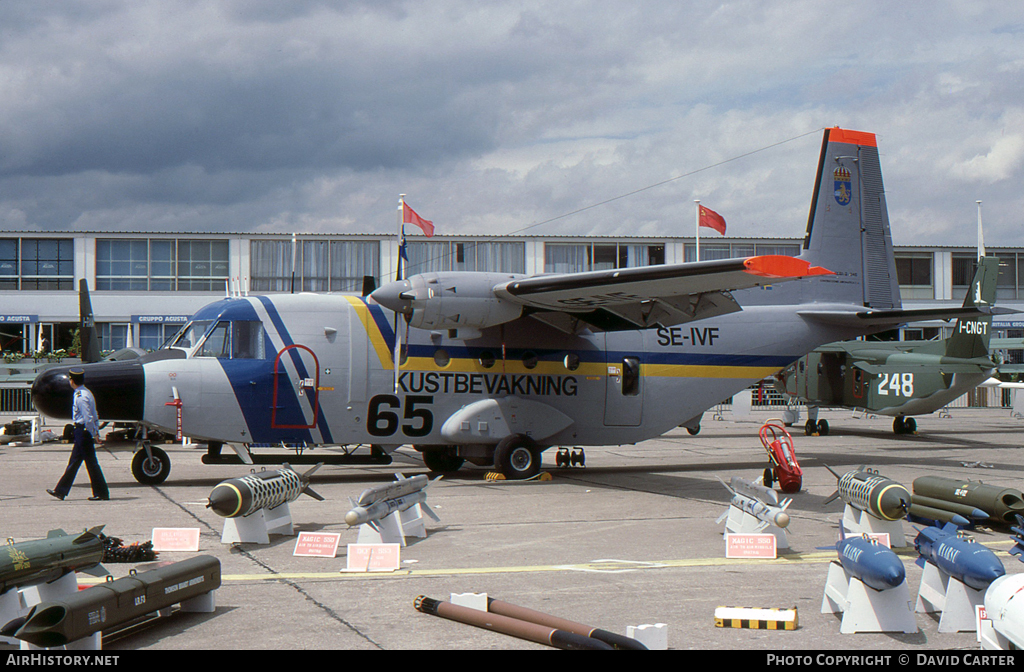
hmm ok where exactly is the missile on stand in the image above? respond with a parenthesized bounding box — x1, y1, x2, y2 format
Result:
(356, 474, 430, 507)
(345, 490, 439, 530)
(207, 463, 324, 518)
(2, 556, 221, 648)
(984, 574, 1024, 648)
(717, 477, 791, 529)
(824, 465, 911, 522)
(913, 523, 1005, 591)
(833, 532, 906, 591)
(912, 476, 1024, 527)
(1, 526, 107, 593)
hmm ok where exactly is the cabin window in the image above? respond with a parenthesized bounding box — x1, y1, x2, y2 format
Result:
(434, 349, 450, 367)
(563, 353, 580, 371)
(478, 351, 496, 368)
(522, 352, 539, 369)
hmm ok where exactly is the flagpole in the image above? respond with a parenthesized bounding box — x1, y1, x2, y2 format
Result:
(394, 195, 406, 393)
(976, 200, 985, 261)
(694, 200, 700, 262)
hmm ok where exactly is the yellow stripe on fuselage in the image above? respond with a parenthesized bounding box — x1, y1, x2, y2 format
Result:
(344, 296, 395, 369)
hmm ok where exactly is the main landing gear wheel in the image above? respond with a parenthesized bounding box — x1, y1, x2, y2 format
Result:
(420, 446, 465, 474)
(816, 419, 829, 436)
(893, 417, 916, 434)
(493, 434, 541, 480)
(131, 445, 171, 485)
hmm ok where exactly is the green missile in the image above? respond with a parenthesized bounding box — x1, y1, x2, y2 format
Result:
(1, 526, 107, 593)
(913, 476, 1024, 526)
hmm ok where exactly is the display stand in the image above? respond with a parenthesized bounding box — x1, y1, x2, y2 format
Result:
(842, 504, 906, 547)
(356, 503, 429, 546)
(221, 503, 294, 545)
(914, 561, 985, 633)
(5, 573, 98, 650)
(0, 588, 22, 646)
(820, 562, 917, 634)
(720, 505, 789, 549)
(626, 623, 667, 650)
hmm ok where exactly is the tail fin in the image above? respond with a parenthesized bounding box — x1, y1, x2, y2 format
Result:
(945, 256, 999, 359)
(801, 128, 900, 308)
(740, 128, 900, 309)
(79, 279, 102, 364)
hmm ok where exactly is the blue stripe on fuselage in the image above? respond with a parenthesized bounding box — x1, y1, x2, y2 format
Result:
(254, 296, 333, 444)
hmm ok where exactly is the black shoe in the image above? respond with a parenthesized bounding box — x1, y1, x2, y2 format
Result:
(88, 495, 109, 501)
(46, 489, 65, 501)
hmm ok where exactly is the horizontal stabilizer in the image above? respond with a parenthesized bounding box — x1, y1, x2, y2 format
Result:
(852, 362, 993, 375)
(798, 305, 1017, 328)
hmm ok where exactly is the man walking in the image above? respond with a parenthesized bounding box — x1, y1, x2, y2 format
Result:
(47, 368, 109, 501)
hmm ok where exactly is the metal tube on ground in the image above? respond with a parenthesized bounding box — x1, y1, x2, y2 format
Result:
(485, 597, 646, 650)
(413, 595, 613, 650)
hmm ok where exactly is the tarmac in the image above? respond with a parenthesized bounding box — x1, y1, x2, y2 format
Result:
(1, 406, 1022, 652)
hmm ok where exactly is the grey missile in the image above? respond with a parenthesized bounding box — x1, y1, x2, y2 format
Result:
(207, 463, 324, 518)
(913, 476, 1024, 526)
(2, 556, 220, 648)
(824, 465, 911, 521)
(1, 526, 107, 593)
(345, 490, 439, 529)
(717, 477, 791, 529)
(729, 476, 780, 505)
(357, 474, 430, 507)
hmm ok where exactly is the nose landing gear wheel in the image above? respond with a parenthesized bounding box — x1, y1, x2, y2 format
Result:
(131, 445, 171, 485)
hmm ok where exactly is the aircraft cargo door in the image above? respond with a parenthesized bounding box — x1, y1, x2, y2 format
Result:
(604, 331, 644, 426)
(272, 344, 320, 430)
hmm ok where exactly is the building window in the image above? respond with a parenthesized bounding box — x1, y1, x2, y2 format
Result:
(896, 255, 932, 286)
(0, 239, 17, 291)
(97, 239, 227, 291)
(544, 242, 664, 273)
(250, 239, 380, 292)
(19, 238, 74, 290)
(407, 241, 525, 275)
(683, 242, 796, 262)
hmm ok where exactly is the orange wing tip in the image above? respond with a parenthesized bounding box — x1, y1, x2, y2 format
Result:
(744, 255, 836, 278)
(828, 127, 877, 148)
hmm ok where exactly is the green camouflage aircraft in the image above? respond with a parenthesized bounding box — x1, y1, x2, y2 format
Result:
(775, 256, 1020, 435)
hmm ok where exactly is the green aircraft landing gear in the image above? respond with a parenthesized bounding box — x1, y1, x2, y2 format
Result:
(893, 416, 916, 434)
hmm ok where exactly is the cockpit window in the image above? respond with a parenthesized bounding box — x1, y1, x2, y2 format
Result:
(232, 321, 265, 359)
(198, 322, 230, 358)
(195, 320, 266, 359)
(165, 320, 212, 350)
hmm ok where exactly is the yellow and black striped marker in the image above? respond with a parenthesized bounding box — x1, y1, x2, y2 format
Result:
(714, 606, 798, 630)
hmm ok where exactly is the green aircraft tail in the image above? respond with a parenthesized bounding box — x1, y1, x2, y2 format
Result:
(944, 256, 1000, 360)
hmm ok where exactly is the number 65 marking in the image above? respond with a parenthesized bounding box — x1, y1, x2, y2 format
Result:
(366, 394, 434, 437)
(877, 372, 914, 397)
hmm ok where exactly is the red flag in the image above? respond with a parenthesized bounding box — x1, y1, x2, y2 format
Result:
(699, 206, 726, 235)
(403, 202, 434, 237)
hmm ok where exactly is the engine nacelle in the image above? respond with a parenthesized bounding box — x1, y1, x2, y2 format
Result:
(373, 272, 525, 331)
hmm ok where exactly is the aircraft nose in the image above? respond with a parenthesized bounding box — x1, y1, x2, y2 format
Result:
(369, 280, 413, 315)
(31, 360, 145, 421)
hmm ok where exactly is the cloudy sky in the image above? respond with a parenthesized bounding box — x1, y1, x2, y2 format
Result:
(1, 1, 1022, 246)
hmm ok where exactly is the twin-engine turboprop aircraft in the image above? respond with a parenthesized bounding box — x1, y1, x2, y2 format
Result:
(31, 128, 1003, 482)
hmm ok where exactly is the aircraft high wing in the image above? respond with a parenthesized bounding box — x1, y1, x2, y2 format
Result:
(776, 256, 1020, 435)
(370, 255, 832, 335)
(32, 126, 991, 482)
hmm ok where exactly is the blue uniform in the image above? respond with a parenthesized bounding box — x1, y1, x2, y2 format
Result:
(53, 385, 108, 500)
